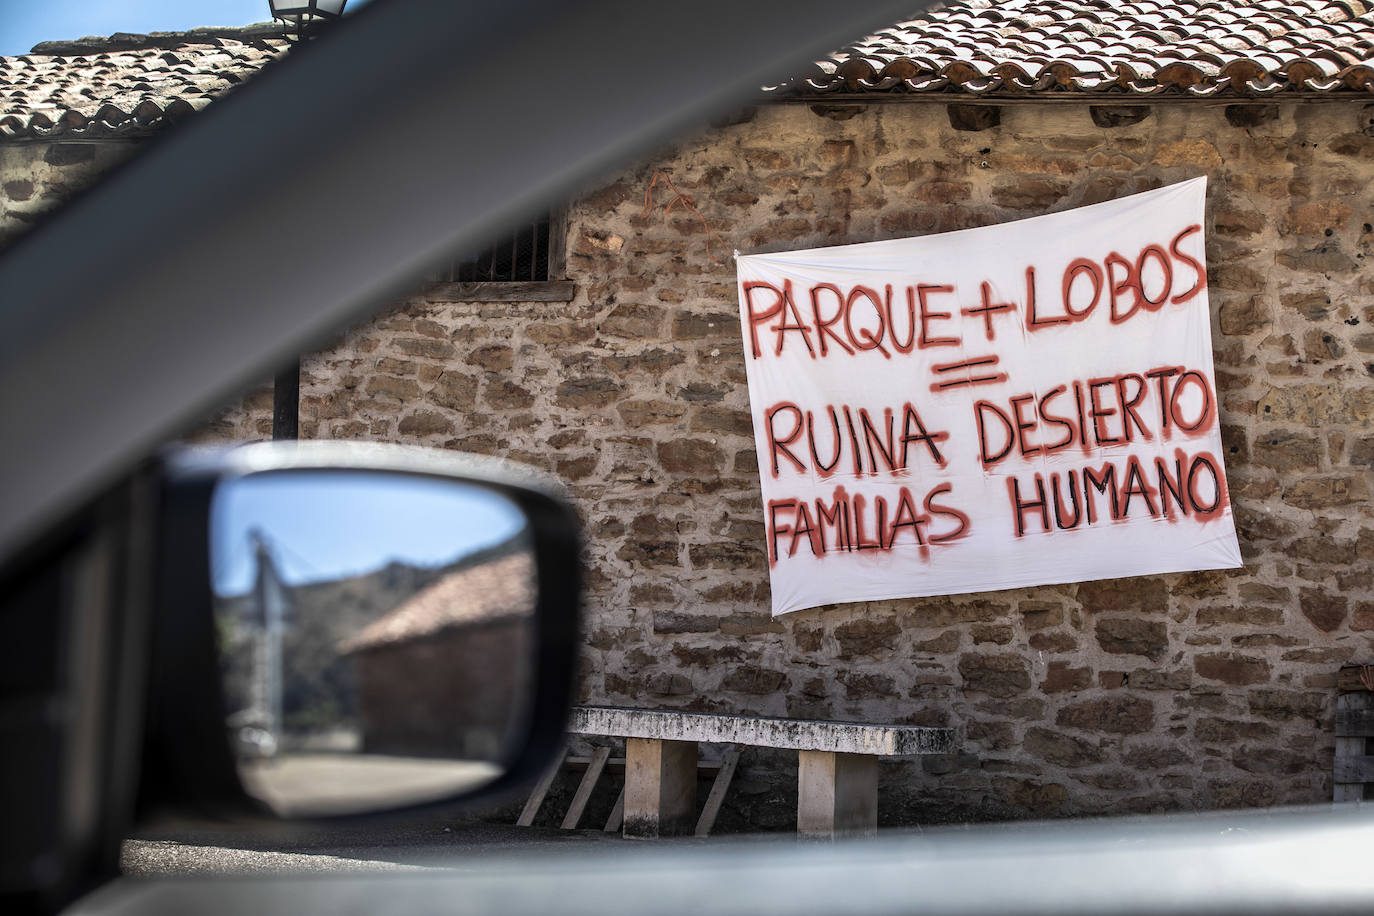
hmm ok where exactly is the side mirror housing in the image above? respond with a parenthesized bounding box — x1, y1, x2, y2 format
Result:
(138, 442, 581, 822)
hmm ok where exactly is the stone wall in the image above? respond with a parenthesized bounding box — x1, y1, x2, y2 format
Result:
(13, 96, 1374, 825)
(0, 141, 139, 247)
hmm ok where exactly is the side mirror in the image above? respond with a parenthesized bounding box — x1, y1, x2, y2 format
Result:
(138, 442, 580, 821)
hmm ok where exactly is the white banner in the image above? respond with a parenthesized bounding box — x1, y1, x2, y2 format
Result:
(736, 178, 1242, 616)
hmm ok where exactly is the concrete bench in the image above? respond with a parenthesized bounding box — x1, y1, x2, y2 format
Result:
(539, 705, 954, 839)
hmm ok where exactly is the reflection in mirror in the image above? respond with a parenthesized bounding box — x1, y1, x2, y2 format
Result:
(210, 470, 535, 817)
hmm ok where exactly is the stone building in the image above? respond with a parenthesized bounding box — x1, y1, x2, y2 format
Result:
(4, 1, 1374, 825)
(342, 550, 535, 761)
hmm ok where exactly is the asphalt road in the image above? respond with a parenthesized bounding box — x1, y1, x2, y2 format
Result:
(121, 815, 741, 876)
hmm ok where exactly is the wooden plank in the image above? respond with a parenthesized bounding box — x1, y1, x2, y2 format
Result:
(425, 279, 577, 303)
(546, 205, 568, 279)
(1332, 755, 1374, 785)
(561, 745, 610, 830)
(1335, 693, 1371, 802)
(1334, 706, 1374, 738)
(564, 756, 723, 774)
(569, 706, 954, 756)
(516, 745, 566, 827)
(604, 787, 625, 833)
(694, 748, 739, 838)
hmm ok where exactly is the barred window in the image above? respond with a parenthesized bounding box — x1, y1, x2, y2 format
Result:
(439, 214, 551, 283)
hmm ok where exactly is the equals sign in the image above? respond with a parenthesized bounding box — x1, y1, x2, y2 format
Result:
(928, 355, 1007, 392)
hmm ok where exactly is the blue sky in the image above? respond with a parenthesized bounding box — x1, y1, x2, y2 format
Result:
(211, 470, 527, 596)
(0, 1, 371, 56)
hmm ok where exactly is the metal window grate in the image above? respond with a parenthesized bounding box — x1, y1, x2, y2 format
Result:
(442, 215, 550, 282)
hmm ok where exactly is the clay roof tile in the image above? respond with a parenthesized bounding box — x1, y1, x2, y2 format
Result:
(783, 0, 1374, 98)
(342, 552, 535, 653)
(4, 3, 1374, 138)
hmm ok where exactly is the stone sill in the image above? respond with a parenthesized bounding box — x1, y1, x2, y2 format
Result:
(424, 280, 576, 303)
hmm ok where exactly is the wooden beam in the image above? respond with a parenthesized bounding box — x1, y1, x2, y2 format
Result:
(546, 205, 568, 280)
(946, 103, 1000, 131)
(604, 787, 625, 833)
(694, 748, 740, 838)
(1336, 666, 1374, 692)
(564, 756, 723, 774)
(561, 745, 611, 830)
(517, 746, 567, 827)
(1089, 105, 1150, 128)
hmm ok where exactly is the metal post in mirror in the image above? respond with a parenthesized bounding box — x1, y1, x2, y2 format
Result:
(209, 465, 539, 817)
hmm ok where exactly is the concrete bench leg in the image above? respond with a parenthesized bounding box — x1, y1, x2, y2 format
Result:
(624, 737, 697, 838)
(797, 750, 877, 838)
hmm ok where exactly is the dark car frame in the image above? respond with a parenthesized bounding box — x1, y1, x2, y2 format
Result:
(2, 1, 1373, 914)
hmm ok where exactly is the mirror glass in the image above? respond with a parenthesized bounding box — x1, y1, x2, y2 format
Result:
(210, 470, 536, 817)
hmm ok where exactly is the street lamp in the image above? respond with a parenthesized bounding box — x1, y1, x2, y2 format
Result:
(269, 1, 349, 40)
